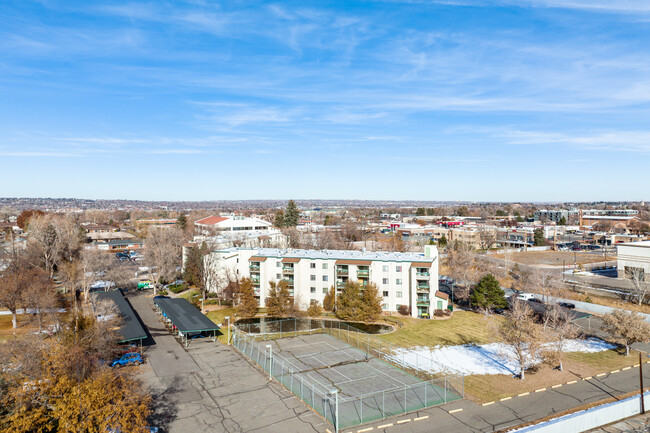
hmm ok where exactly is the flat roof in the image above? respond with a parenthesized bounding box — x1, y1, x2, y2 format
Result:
(215, 247, 436, 263)
(618, 240, 650, 248)
(154, 298, 220, 333)
(93, 290, 147, 343)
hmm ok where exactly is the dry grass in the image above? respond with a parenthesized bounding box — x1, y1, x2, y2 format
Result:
(205, 307, 237, 344)
(465, 348, 641, 403)
(494, 251, 607, 267)
(379, 311, 503, 347)
(0, 314, 41, 342)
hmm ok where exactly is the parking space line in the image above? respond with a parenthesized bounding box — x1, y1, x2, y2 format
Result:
(396, 418, 411, 424)
(414, 415, 429, 421)
(623, 367, 632, 371)
(376, 424, 393, 429)
(448, 409, 463, 414)
(551, 384, 562, 389)
(535, 388, 546, 392)
(584, 376, 592, 380)
(596, 373, 606, 377)
(482, 401, 495, 406)
(500, 396, 512, 401)
(357, 428, 374, 433)
(518, 392, 530, 397)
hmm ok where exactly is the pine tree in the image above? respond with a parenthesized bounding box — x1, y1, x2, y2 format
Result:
(438, 235, 448, 248)
(533, 228, 545, 246)
(176, 213, 187, 230)
(470, 274, 508, 311)
(323, 286, 336, 311)
(266, 280, 292, 316)
(274, 210, 285, 228)
(415, 208, 426, 216)
(360, 282, 383, 322)
(558, 216, 567, 226)
(183, 242, 208, 287)
(237, 278, 258, 318)
(335, 281, 363, 320)
(284, 200, 300, 227)
(307, 300, 323, 317)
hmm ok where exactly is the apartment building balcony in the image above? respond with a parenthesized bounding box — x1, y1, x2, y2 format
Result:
(249, 264, 261, 272)
(282, 267, 294, 274)
(416, 298, 430, 306)
(416, 283, 430, 290)
(336, 281, 346, 289)
(416, 271, 430, 278)
(250, 275, 260, 284)
(336, 268, 349, 276)
(357, 270, 369, 277)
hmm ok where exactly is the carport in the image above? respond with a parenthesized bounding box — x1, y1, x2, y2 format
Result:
(93, 290, 147, 348)
(153, 297, 220, 347)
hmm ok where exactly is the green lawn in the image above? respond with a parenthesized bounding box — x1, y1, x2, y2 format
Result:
(379, 311, 503, 347)
(177, 289, 201, 301)
(205, 307, 237, 344)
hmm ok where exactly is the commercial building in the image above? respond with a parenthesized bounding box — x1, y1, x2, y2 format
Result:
(617, 240, 650, 280)
(534, 209, 579, 223)
(205, 246, 446, 319)
(194, 215, 277, 236)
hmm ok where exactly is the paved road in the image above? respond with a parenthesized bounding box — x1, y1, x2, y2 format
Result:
(129, 293, 327, 433)
(348, 366, 650, 433)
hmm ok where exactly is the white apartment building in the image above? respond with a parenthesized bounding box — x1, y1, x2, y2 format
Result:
(205, 246, 447, 319)
(194, 215, 276, 236)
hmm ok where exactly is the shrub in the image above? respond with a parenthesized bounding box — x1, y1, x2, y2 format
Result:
(433, 309, 446, 317)
(157, 290, 168, 296)
(167, 283, 188, 294)
(397, 305, 411, 316)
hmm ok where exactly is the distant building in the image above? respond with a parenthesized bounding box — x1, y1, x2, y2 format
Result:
(617, 240, 650, 280)
(194, 215, 276, 236)
(205, 246, 445, 319)
(534, 209, 579, 223)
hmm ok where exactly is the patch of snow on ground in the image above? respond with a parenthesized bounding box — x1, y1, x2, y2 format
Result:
(386, 338, 616, 376)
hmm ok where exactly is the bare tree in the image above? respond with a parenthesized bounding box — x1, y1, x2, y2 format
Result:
(543, 304, 579, 371)
(0, 263, 28, 329)
(79, 248, 112, 301)
(144, 227, 185, 295)
(602, 309, 650, 356)
(446, 242, 476, 301)
(625, 267, 648, 305)
(499, 300, 543, 380)
(22, 268, 59, 334)
(477, 226, 497, 251)
(27, 214, 81, 278)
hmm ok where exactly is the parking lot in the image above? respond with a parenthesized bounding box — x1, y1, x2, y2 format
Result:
(129, 293, 327, 433)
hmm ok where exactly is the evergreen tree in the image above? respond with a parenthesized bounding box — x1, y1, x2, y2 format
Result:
(307, 300, 323, 317)
(360, 282, 383, 322)
(470, 274, 508, 311)
(274, 210, 285, 228)
(558, 216, 567, 226)
(266, 280, 292, 316)
(335, 281, 363, 320)
(284, 200, 300, 227)
(533, 228, 545, 246)
(415, 208, 426, 216)
(182, 242, 208, 287)
(237, 278, 258, 318)
(176, 213, 187, 230)
(438, 235, 448, 248)
(323, 286, 336, 311)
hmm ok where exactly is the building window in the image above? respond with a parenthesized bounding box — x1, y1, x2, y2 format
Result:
(383, 291, 389, 297)
(382, 265, 389, 272)
(396, 278, 402, 285)
(276, 274, 281, 279)
(396, 291, 402, 298)
(323, 287, 328, 294)
(276, 262, 281, 267)
(382, 303, 388, 310)
(310, 287, 316, 293)
(396, 266, 402, 272)
(382, 278, 388, 284)
(322, 275, 328, 282)
(310, 263, 316, 269)
(310, 275, 316, 281)
(322, 263, 328, 270)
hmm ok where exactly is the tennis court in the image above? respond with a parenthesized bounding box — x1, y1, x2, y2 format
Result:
(233, 325, 462, 430)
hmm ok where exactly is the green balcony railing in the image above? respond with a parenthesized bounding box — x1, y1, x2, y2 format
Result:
(416, 299, 430, 306)
(251, 276, 260, 284)
(282, 267, 294, 274)
(336, 268, 349, 275)
(416, 272, 430, 277)
(357, 270, 369, 277)
(250, 265, 261, 271)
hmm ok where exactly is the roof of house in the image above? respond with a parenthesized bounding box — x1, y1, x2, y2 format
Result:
(434, 291, 449, 300)
(249, 256, 268, 262)
(215, 247, 436, 263)
(195, 215, 229, 226)
(281, 257, 301, 263)
(335, 259, 372, 266)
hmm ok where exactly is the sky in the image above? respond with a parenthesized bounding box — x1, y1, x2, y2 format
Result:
(1, 0, 649, 202)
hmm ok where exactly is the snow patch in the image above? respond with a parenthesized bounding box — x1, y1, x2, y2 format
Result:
(386, 338, 616, 376)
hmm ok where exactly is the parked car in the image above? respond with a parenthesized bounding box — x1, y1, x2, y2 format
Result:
(137, 280, 154, 290)
(515, 293, 536, 301)
(153, 295, 170, 300)
(110, 353, 144, 367)
(559, 302, 576, 310)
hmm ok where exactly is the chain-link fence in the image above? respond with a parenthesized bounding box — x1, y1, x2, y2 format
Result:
(231, 319, 464, 431)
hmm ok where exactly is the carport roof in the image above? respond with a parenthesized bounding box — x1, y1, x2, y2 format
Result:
(154, 298, 220, 333)
(93, 290, 147, 343)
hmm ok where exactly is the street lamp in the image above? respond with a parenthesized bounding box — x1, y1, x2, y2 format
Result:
(225, 316, 230, 345)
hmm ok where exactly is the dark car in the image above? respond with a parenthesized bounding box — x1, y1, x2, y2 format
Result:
(109, 352, 144, 367)
(559, 302, 576, 310)
(528, 298, 543, 304)
(153, 295, 170, 300)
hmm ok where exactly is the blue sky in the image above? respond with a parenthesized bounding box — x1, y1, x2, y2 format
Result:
(1, 0, 649, 201)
